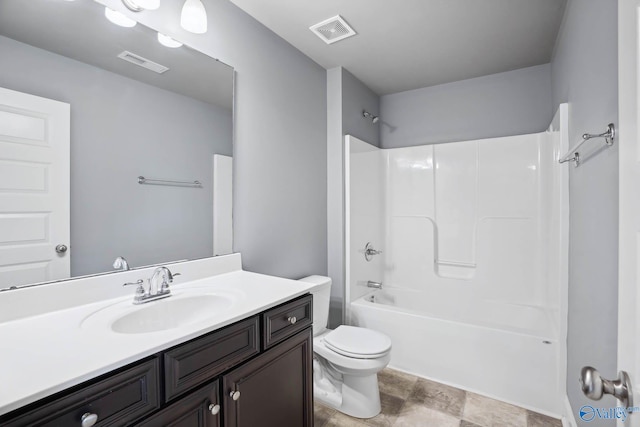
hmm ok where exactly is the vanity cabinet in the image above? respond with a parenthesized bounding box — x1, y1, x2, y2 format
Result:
(0, 294, 313, 427)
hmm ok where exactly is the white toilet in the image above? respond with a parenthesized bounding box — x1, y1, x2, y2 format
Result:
(299, 275, 391, 419)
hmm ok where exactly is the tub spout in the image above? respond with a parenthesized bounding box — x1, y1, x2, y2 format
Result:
(367, 281, 382, 289)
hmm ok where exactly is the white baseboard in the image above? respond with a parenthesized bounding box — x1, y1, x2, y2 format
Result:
(562, 396, 577, 427)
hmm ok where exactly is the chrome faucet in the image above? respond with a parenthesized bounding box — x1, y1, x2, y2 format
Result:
(150, 266, 176, 296)
(123, 266, 180, 304)
(113, 256, 130, 271)
(367, 280, 383, 289)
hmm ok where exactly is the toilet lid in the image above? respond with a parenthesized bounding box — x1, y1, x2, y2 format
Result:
(324, 325, 391, 359)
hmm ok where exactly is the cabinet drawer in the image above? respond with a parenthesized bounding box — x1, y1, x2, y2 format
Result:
(164, 316, 259, 402)
(1, 358, 159, 427)
(262, 294, 312, 349)
(137, 380, 220, 427)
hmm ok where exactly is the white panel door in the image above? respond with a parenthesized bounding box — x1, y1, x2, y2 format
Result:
(0, 87, 70, 288)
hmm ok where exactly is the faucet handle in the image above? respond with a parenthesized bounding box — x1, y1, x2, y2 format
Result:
(123, 279, 144, 287)
(123, 279, 146, 298)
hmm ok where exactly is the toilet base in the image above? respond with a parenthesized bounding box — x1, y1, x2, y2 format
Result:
(312, 329, 390, 419)
(314, 372, 382, 419)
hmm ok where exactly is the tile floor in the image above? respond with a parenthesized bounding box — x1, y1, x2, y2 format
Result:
(314, 368, 563, 427)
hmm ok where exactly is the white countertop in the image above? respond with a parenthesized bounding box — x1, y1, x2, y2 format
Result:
(0, 264, 316, 417)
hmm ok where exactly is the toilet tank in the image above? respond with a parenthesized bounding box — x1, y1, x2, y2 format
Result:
(298, 275, 331, 336)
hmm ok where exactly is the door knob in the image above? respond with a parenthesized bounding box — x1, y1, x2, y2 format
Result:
(55, 244, 68, 254)
(580, 366, 633, 408)
(208, 403, 220, 415)
(230, 390, 240, 401)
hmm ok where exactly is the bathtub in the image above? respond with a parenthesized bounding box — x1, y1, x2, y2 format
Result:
(349, 288, 561, 415)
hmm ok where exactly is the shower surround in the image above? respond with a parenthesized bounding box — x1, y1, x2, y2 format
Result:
(345, 105, 569, 417)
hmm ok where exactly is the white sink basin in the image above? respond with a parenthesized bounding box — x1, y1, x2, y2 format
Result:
(111, 294, 232, 334)
(81, 289, 240, 334)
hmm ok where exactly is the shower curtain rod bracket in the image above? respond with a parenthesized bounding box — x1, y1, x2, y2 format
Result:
(582, 123, 615, 146)
(558, 123, 614, 166)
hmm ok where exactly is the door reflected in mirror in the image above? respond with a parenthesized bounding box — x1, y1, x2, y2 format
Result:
(0, 0, 234, 289)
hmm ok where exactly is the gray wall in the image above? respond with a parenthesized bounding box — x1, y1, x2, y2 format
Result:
(380, 64, 553, 147)
(0, 35, 232, 276)
(551, 0, 619, 424)
(342, 68, 381, 147)
(100, 0, 328, 279)
(327, 67, 380, 327)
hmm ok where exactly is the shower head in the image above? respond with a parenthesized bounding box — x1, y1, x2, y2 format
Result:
(363, 110, 379, 124)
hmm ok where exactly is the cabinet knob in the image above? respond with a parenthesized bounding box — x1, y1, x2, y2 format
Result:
(230, 390, 241, 401)
(208, 403, 221, 415)
(81, 413, 98, 427)
(287, 316, 297, 325)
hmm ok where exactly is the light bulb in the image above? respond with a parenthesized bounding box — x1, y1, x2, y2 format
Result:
(157, 32, 183, 48)
(181, 0, 207, 34)
(105, 7, 137, 28)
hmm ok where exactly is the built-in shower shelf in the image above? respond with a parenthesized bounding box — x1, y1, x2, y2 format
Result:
(435, 260, 477, 279)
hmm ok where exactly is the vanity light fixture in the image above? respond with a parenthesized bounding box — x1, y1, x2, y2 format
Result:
(104, 7, 137, 28)
(181, 0, 208, 34)
(122, 0, 160, 12)
(157, 32, 183, 48)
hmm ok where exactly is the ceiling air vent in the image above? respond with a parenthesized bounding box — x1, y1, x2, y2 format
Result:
(309, 15, 356, 45)
(117, 51, 169, 74)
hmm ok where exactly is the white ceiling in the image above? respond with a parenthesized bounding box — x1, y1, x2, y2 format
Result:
(228, 0, 567, 95)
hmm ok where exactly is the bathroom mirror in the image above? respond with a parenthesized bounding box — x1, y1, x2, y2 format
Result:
(0, 0, 234, 289)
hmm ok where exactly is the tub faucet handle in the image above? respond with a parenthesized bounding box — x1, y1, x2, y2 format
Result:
(364, 242, 382, 261)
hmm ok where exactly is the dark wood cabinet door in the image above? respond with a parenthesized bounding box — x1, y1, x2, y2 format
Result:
(137, 381, 220, 427)
(222, 328, 312, 427)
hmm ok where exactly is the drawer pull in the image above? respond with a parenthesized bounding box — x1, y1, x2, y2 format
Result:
(230, 390, 241, 401)
(287, 316, 297, 325)
(81, 413, 98, 427)
(208, 403, 221, 415)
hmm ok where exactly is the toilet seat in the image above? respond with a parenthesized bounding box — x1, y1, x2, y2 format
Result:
(324, 325, 391, 359)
